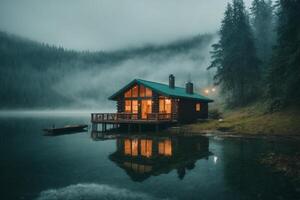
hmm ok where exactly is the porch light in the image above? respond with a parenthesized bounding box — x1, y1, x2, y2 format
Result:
(204, 89, 210, 94)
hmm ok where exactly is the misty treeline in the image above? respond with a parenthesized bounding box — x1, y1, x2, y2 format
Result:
(0, 31, 213, 108)
(208, 0, 300, 110)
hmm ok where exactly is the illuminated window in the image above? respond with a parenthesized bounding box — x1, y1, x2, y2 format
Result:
(125, 89, 131, 98)
(165, 99, 171, 113)
(140, 85, 146, 97)
(164, 140, 172, 156)
(158, 139, 172, 156)
(141, 139, 152, 157)
(141, 100, 152, 119)
(159, 98, 172, 113)
(196, 103, 201, 112)
(132, 100, 138, 114)
(132, 85, 138, 97)
(124, 139, 131, 155)
(131, 139, 138, 156)
(145, 88, 152, 97)
(125, 100, 131, 112)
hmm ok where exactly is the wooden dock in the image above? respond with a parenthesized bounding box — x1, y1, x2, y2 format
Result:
(91, 113, 177, 132)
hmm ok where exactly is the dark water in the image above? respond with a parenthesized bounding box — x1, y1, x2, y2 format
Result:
(0, 114, 299, 200)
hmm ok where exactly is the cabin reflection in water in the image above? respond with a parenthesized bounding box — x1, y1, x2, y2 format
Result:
(109, 134, 211, 182)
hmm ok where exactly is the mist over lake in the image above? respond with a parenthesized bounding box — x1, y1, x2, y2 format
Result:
(0, 0, 300, 200)
(0, 32, 216, 110)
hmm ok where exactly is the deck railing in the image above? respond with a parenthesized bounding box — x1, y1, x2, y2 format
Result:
(91, 112, 177, 122)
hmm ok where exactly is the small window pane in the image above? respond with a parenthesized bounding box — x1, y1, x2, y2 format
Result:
(140, 85, 146, 97)
(159, 99, 165, 113)
(132, 100, 138, 114)
(165, 99, 171, 114)
(132, 85, 138, 97)
(125, 100, 131, 112)
(125, 89, 131, 98)
(196, 103, 201, 112)
(145, 88, 152, 97)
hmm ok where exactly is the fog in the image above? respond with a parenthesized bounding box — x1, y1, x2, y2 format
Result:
(0, 0, 253, 51)
(52, 35, 217, 109)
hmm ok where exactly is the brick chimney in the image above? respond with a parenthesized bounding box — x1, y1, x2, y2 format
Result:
(169, 74, 175, 89)
(185, 82, 193, 94)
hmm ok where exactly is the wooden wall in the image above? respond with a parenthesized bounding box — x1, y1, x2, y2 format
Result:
(177, 99, 208, 123)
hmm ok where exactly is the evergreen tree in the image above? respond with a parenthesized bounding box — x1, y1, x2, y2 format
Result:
(250, 0, 275, 69)
(267, 0, 300, 107)
(208, 0, 260, 106)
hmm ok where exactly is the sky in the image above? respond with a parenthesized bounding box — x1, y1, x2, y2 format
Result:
(0, 0, 251, 51)
(0, 0, 253, 51)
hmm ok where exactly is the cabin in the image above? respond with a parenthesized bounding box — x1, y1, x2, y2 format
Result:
(91, 75, 213, 130)
(109, 134, 210, 182)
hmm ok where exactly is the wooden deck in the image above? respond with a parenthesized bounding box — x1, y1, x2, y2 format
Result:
(91, 113, 177, 124)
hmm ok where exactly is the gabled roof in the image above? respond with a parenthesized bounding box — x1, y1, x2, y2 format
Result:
(109, 79, 213, 102)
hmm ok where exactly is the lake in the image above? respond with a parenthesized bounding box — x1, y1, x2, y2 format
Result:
(0, 113, 299, 200)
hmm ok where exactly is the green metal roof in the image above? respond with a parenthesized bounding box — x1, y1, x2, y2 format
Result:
(109, 79, 213, 102)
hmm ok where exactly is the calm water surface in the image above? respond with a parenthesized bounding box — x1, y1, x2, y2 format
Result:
(0, 113, 299, 200)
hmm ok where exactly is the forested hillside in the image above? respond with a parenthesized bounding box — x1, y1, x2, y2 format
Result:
(0, 31, 215, 109)
(208, 0, 300, 110)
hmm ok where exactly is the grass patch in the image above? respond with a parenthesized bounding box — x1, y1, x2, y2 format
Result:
(187, 103, 300, 135)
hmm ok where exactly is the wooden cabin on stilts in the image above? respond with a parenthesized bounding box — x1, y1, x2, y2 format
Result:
(91, 75, 213, 132)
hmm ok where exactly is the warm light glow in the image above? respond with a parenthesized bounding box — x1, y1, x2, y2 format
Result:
(125, 100, 131, 113)
(212, 88, 216, 92)
(158, 139, 172, 156)
(124, 89, 131, 98)
(131, 139, 138, 156)
(165, 99, 171, 104)
(204, 89, 210, 94)
(124, 139, 131, 155)
(164, 140, 172, 156)
(160, 98, 172, 114)
(145, 87, 152, 97)
(132, 100, 138, 114)
(141, 100, 152, 119)
(140, 85, 146, 97)
(124, 139, 138, 156)
(141, 139, 152, 157)
(196, 103, 201, 112)
(132, 85, 138, 97)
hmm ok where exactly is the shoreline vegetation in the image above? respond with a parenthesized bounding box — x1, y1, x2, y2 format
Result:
(183, 103, 300, 136)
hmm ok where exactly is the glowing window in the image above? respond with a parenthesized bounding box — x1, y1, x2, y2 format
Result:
(159, 98, 171, 113)
(158, 139, 172, 156)
(140, 85, 146, 97)
(165, 99, 171, 113)
(132, 100, 138, 114)
(141, 139, 152, 157)
(125, 100, 131, 113)
(132, 85, 138, 97)
(124, 139, 131, 155)
(125, 89, 131, 98)
(164, 140, 172, 156)
(145, 88, 152, 97)
(131, 139, 138, 156)
(196, 103, 201, 112)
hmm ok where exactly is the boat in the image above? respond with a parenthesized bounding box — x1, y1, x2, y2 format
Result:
(43, 124, 88, 134)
